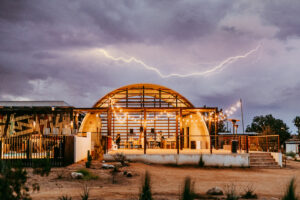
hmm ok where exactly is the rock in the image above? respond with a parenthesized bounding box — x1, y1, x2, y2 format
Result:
(206, 187, 223, 195)
(286, 156, 294, 160)
(102, 164, 115, 169)
(126, 172, 132, 177)
(123, 171, 127, 175)
(71, 172, 83, 179)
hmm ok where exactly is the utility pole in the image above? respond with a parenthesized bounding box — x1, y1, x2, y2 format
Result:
(240, 99, 245, 135)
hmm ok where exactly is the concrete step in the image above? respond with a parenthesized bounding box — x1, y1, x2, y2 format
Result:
(249, 153, 280, 168)
(251, 165, 281, 169)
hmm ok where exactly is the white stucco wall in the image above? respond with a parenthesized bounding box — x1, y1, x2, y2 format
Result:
(74, 132, 91, 162)
(104, 153, 249, 167)
(286, 144, 299, 154)
(271, 152, 283, 167)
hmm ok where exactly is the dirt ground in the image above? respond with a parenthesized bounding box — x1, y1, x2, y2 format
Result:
(28, 160, 300, 200)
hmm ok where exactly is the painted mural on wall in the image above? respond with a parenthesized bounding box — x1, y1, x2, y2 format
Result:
(0, 113, 77, 137)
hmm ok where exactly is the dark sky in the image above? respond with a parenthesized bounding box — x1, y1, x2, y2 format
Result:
(0, 0, 300, 133)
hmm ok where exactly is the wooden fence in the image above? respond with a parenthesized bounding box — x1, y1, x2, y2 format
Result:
(0, 135, 74, 167)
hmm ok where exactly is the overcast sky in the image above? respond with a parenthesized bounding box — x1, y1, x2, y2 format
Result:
(0, 0, 300, 133)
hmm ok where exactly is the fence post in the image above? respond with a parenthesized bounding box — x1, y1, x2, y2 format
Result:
(210, 136, 212, 154)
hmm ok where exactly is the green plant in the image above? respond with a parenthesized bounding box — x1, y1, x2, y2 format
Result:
(224, 184, 239, 200)
(241, 185, 257, 199)
(139, 171, 152, 200)
(0, 161, 31, 200)
(198, 154, 205, 168)
(85, 150, 92, 168)
(76, 169, 98, 180)
(286, 151, 296, 158)
(80, 184, 89, 200)
(180, 177, 195, 200)
(32, 158, 52, 176)
(282, 178, 298, 200)
(58, 195, 72, 200)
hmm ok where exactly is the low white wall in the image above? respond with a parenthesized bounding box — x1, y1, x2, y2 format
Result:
(74, 132, 91, 163)
(104, 153, 249, 167)
(271, 152, 282, 167)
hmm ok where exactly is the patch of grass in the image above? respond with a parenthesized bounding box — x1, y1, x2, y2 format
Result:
(76, 169, 99, 180)
(282, 178, 298, 200)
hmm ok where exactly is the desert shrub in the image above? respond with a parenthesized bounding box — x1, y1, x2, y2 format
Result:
(32, 158, 52, 176)
(224, 184, 239, 200)
(76, 169, 98, 180)
(110, 165, 120, 184)
(85, 150, 92, 168)
(112, 153, 127, 166)
(0, 161, 31, 200)
(286, 152, 296, 158)
(80, 184, 89, 200)
(58, 195, 72, 200)
(180, 177, 195, 200)
(241, 185, 257, 199)
(282, 178, 298, 200)
(198, 154, 205, 168)
(139, 171, 152, 200)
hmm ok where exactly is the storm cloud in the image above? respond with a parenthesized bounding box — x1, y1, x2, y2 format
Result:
(0, 0, 300, 132)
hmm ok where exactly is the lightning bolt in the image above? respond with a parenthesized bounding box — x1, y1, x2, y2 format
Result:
(97, 44, 261, 78)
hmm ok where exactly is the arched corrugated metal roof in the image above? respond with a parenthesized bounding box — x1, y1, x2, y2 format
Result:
(93, 83, 194, 108)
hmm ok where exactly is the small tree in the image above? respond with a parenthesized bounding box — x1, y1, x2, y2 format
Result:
(139, 171, 152, 200)
(181, 177, 195, 200)
(282, 178, 298, 200)
(198, 154, 205, 168)
(293, 116, 300, 136)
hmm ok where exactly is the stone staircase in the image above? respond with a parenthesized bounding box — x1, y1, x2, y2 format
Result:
(249, 153, 280, 168)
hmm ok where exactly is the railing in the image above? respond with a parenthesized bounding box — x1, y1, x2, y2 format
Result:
(0, 135, 67, 166)
(101, 133, 280, 154)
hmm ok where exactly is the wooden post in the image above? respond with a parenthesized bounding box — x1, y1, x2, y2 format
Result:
(266, 136, 268, 152)
(214, 112, 217, 150)
(126, 114, 128, 145)
(176, 111, 179, 154)
(144, 109, 147, 154)
(179, 109, 183, 150)
(246, 135, 249, 153)
(278, 135, 280, 152)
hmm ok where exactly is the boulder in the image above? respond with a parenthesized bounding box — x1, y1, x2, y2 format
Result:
(102, 164, 115, 169)
(206, 187, 223, 195)
(126, 172, 132, 177)
(71, 172, 83, 179)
